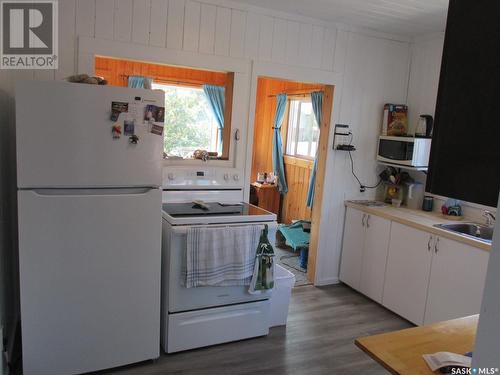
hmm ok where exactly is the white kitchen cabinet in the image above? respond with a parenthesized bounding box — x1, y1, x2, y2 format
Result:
(339, 208, 366, 290)
(359, 214, 392, 303)
(383, 222, 433, 325)
(341, 205, 491, 326)
(340, 208, 391, 303)
(424, 237, 489, 324)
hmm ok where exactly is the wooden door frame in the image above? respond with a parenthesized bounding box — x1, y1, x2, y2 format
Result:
(244, 61, 342, 285)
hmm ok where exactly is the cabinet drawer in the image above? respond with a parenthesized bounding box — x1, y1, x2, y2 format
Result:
(166, 301, 270, 353)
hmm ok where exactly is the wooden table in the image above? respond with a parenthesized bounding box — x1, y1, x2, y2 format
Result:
(355, 315, 478, 375)
(251, 182, 280, 215)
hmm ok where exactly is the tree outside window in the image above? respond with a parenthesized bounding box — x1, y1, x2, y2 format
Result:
(152, 83, 219, 159)
(285, 99, 319, 159)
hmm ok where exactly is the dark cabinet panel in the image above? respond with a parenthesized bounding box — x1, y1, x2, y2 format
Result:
(426, 0, 500, 207)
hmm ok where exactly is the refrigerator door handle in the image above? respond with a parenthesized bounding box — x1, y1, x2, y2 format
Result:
(28, 187, 159, 196)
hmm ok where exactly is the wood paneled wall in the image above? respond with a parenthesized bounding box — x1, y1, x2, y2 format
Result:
(95, 56, 228, 87)
(281, 156, 314, 224)
(250, 77, 324, 223)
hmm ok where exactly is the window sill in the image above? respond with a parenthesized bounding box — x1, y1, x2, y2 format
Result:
(283, 155, 314, 169)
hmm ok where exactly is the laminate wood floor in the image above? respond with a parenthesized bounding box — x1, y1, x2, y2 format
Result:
(98, 284, 412, 375)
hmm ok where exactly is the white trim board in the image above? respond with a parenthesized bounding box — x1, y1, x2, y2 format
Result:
(314, 277, 340, 286)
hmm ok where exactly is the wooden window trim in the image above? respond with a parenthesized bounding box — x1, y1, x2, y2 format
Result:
(283, 155, 314, 170)
(152, 78, 203, 89)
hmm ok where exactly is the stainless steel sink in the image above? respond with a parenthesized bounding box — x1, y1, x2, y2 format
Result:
(434, 222, 494, 243)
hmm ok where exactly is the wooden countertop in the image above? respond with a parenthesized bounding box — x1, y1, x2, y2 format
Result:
(345, 201, 492, 251)
(355, 315, 478, 375)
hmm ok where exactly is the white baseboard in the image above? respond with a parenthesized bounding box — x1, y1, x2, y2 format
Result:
(314, 277, 340, 286)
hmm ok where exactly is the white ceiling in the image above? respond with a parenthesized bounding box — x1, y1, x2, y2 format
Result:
(232, 0, 449, 36)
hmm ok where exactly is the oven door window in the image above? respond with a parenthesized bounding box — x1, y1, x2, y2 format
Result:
(379, 139, 414, 161)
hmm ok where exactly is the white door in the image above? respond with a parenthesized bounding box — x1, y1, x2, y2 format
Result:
(18, 188, 162, 375)
(339, 208, 366, 290)
(383, 222, 433, 325)
(16, 81, 163, 188)
(359, 214, 391, 303)
(424, 237, 489, 324)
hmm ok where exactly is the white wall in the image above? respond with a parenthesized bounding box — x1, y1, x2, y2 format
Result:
(406, 33, 444, 134)
(315, 31, 411, 284)
(473, 194, 500, 368)
(0, 0, 414, 348)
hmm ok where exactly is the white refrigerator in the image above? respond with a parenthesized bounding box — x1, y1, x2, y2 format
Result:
(16, 81, 164, 374)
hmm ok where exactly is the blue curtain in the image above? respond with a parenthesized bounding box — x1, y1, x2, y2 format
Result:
(127, 76, 152, 89)
(203, 84, 225, 153)
(306, 91, 324, 208)
(272, 94, 288, 194)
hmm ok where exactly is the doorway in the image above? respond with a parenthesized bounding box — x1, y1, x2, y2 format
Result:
(249, 77, 334, 286)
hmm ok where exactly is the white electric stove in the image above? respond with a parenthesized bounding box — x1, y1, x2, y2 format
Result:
(160, 168, 277, 353)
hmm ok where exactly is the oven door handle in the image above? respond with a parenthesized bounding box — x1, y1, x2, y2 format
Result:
(169, 222, 278, 234)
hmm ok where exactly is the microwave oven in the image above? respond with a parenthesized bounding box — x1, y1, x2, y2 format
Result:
(377, 136, 432, 168)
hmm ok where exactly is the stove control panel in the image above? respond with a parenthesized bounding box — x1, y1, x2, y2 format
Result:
(162, 167, 244, 189)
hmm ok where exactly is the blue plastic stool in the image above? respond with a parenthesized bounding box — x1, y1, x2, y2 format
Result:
(299, 248, 308, 269)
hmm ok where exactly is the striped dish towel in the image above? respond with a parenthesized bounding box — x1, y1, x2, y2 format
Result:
(185, 225, 264, 288)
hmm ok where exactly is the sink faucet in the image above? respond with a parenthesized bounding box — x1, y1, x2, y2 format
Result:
(483, 210, 496, 227)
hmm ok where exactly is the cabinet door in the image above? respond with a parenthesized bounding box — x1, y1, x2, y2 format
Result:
(424, 237, 489, 324)
(359, 215, 391, 303)
(339, 208, 366, 290)
(383, 222, 433, 325)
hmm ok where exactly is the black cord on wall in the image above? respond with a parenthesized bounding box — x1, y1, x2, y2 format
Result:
(347, 132, 382, 192)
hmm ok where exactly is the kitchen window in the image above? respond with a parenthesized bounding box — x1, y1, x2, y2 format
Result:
(285, 99, 318, 159)
(152, 83, 220, 159)
(94, 56, 234, 160)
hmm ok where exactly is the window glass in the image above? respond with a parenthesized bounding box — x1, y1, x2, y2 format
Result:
(152, 83, 219, 159)
(285, 99, 318, 159)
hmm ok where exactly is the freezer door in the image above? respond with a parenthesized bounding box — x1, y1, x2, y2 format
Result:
(18, 188, 162, 375)
(16, 81, 164, 188)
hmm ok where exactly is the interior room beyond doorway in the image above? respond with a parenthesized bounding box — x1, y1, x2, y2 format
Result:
(249, 77, 333, 286)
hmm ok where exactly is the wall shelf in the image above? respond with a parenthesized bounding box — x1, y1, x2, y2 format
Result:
(377, 161, 428, 172)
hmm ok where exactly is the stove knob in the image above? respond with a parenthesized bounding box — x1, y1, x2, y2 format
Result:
(167, 173, 175, 180)
(223, 173, 230, 181)
(233, 174, 240, 181)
